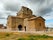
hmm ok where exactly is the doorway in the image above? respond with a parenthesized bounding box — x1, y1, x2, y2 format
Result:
(18, 25, 22, 31)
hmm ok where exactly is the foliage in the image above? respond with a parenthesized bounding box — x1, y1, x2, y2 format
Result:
(17, 38, 25, 40)
(5, 33, 10, 37)
(0, 32, 53, 40)
(28, 34, 53, 38)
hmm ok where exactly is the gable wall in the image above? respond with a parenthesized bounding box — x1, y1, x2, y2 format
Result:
(35, 18, 46, 31)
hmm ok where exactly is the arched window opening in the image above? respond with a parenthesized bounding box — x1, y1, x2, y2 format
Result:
(18, 25, 22, 31)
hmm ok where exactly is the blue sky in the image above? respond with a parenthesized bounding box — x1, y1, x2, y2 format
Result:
(0, 0, 53, 27)
(46, 19, 53, 27)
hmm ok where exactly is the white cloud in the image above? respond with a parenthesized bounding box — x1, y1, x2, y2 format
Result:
(43, 12, 53, 20)
(0, 0, 53, 27)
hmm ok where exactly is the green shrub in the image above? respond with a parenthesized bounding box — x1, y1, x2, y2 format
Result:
(41, 34, 48, 38)
(28, 37, 34, 40)
(41, 34, 53, 38)
(5, 33, 10, 37)
(28, 34, 53, 39)
(18, 38, 25, 40)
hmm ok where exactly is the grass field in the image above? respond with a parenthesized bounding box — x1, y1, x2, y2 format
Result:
(0, 32, 53, 40)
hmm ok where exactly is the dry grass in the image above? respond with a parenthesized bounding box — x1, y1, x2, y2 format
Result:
(0, 32, 53, 40)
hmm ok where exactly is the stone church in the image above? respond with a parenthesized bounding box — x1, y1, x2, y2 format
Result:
(7, 6, 46, 32)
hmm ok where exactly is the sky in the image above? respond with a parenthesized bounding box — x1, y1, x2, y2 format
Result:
(0, 0, 53, 27)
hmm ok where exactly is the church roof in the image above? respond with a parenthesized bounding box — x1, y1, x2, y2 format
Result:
(7, 15, 25, 20)
(28, 16, 45, 21)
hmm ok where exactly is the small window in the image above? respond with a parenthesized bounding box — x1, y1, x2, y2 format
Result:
(24, 26, 26, 31)
(39, 23, 41, 26)
(27, 8, 28, 11)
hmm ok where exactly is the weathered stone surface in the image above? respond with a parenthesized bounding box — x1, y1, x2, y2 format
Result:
(7, 6, 46, 31)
